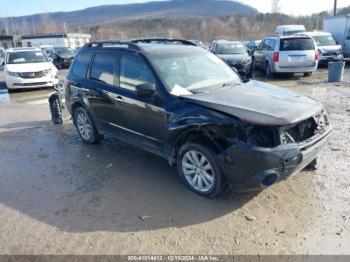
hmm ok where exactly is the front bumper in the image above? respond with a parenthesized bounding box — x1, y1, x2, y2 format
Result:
(5, 75, 58, 89)
(218, 125, 332, 192)
(319, 54, 343, 64)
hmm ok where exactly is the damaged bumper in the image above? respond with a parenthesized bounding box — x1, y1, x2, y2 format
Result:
(218, 125, 332, 192)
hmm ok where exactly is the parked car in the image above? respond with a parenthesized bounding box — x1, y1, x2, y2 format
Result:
(188, 39, 206, 48)
(44, 47, 75, 69)
(276, 25, 306, 36)
(245, 40, 262, 53)
(323, 15, 350, 58)
(3, 47, 58, 90)
(253, 36, 318, 77)
(210, 40, 253, 78)
(64, 40, 332, 198)
(0, 47, 5, 66)
(297, 31, 343, 64)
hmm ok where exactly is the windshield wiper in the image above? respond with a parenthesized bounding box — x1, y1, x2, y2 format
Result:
(221, 82, 239, 88)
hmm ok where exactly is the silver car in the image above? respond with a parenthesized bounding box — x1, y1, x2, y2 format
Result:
(253, 36, 318, 77)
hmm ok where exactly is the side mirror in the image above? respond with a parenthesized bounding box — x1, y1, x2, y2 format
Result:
(1, 61, 4, 66)
(135, 83, 156, 97)
(247, 49, 252, 56)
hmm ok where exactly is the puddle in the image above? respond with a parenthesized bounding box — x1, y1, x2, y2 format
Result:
(0, 88, 10, 103)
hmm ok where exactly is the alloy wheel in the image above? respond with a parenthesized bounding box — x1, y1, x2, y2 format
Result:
(76, 111, 92, 141)
(182, 150, 215, 192)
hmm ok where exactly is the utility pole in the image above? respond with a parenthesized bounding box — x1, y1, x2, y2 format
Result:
(333, 0, 337, 16)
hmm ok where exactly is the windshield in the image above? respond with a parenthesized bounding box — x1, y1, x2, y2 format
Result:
(6, 51, 48, 64)
(217, 43, 246, 54)
(151, 51, 241, 95)
(313, 35, 337, 46)
(55, 47, 74, 56)
(280, 38, 315, 51)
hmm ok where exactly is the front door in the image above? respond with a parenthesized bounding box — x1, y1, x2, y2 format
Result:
(110, 53, 167, 154)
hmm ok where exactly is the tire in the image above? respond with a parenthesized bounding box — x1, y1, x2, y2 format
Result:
(265, 62, 273, 78)
(177, 143, 226, 198)
(304, 72, 312, 77)
(74, 107, 101, 144)
(303, 158, 317, 171)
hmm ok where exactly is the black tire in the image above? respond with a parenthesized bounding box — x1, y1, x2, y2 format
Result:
(74, 107, 101, 144)
(177, 143, 226, 198)
(265, 62, 273, 78)
(304, 72, 312, 77)
(303, 158, 317, 171)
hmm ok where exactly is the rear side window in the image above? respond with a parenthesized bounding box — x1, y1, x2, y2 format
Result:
(347, 30, 350, 40)
(280, 38, 315, 51)
(90, 53, 117, 86)
(120, 55, 155, 91)
(72, 52, 93, 78)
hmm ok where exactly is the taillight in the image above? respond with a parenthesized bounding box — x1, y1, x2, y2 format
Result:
(315, 51, 318, 61)
(273, 52, 279, 62)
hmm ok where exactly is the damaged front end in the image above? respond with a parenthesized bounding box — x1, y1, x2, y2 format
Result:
(202, 110, 332, 191)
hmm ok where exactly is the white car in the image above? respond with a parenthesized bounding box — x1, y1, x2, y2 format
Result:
(4, 47, 58, 90)
(276, 25, 306, 36)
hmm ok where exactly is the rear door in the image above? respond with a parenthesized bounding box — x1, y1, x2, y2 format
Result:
(83, 51, 120, 133)
(278, 37, 316, 69)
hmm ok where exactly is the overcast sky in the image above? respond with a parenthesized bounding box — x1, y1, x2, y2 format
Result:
(0, 0, 349, 17)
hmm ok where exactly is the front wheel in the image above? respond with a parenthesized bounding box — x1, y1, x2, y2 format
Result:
(304, 72, 312, 77)
(177, 143, 226, 198)
(74, 107, 101, 144)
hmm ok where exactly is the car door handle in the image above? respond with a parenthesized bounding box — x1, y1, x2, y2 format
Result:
(113, 96, 124, 103)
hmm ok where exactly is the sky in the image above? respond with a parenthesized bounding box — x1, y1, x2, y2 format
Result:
(0, 0, 349, 17)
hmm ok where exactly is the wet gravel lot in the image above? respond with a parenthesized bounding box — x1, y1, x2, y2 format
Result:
(0, 66, 349, 255)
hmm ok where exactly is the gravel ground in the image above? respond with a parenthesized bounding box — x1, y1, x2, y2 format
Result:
(0, 67, 349, 255)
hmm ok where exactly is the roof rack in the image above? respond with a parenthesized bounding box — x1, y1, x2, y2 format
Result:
(84, 40, 141, 51)
(130, 38, 197, 46)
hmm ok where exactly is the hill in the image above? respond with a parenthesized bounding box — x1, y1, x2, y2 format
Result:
(2, 0, 257, 28)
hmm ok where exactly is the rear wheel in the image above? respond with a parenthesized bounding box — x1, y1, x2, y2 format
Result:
(177, 143, 226, 198)
(265, 62, 273, 78)
(74, 107, 101, 144)
(304, 72, 312, 77)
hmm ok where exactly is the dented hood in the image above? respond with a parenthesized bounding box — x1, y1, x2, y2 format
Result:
(180, 80, 323, 126)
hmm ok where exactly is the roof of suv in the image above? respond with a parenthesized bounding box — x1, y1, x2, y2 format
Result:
(296, 31, 332, 37)
(265, 35, 314, 40)
(7, 47, 42, 53)
(81, 40, 206, 56)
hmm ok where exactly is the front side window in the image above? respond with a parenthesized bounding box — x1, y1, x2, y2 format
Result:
(120, 55, 155, 91)
(72, 52, 93, 78)
(346, 30, 350, 40)
(280, 38, 315, 51)
(6, 51, 48, 64)
(90, 53, 116, 86)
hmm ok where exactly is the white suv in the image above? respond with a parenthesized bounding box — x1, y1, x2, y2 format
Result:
(4, 47, 58, 90)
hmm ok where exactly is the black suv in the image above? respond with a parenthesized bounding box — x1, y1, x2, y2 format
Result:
(65, 40, 332, 198)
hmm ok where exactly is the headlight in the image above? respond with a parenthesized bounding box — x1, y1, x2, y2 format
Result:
(7, 71, 20, 77)
(43, 69, 53, 76)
